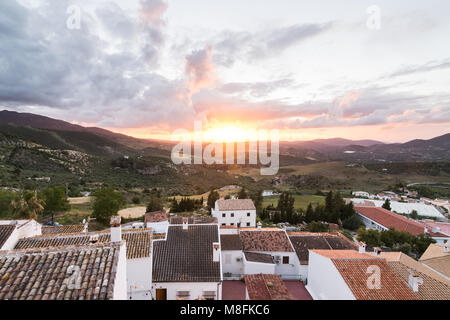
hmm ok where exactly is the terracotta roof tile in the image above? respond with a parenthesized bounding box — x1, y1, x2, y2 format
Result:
(240, 230, 293, 252)
(311, 249, 376, 260)
(421, 256, 450, 278)
(244, 252, 274, 264)
(216, 199, 256, 211)
(144, 211, 168, 223)
(244, 274, 292, 300)
(332, 259, 419, 300)
(42, 225, 84, 235)
(14, 229, 152, 259)
(0, 242, 122, 300)
(152, 225, 220, 282)
(355, 207, 445, 237)
(0, 225, 15, 249)
(387, 261, 450, 300)
(220, 234, 242, 251)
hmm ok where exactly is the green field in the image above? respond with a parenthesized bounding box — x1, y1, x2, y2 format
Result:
(262, 194, 325, 210)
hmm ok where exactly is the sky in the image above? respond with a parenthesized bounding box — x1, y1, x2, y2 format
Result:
(0, 0, 449, 142)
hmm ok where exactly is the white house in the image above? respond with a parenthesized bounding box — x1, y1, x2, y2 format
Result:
(11, 217, 153, 300)
(0, 240, 127, 300)
(306, 249, 418, 300)
(287, 232, 358, 281)
(211, 199, 256, 228)
(0, 219, 42, 250)
(220, 227, 301, 280)
(352, 191, 369, 198)
(151, 222, 222, 300)
(144, 210, 169, 234)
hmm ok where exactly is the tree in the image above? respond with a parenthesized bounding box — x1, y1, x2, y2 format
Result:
(382, 199, 391, 211)
(10, 191, 45, 220)
(304, 203, 315, 223)
(0, 189, 18, 218)
(92, 188, 126, 224)
(410, 210, 419, 220)
(146, 195, 163, 212)
(237, 187, 248, 199)
(342, 214, 363, 231)
(132, 196, 141, 204)
(306, 221, 329, 232)
(207, 189, 220, 210)
(41, 186, 70, 223)
(357, 227, 381, 248)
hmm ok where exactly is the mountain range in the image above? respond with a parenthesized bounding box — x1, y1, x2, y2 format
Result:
(0, 109, 449, 163)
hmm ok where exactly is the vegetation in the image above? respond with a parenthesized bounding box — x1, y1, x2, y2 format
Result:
(170, 197, 204, 213)
(357, 227, 435, 257)
(92, 188, 126, 224)
(382, 199, 391, 210)
(306, 221, 329, 232)
(10, 191, 45, 220)
(41, 186, 70, 223)
(207, 189, 220, 210)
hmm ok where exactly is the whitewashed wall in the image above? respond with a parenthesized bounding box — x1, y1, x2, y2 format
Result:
(146, 221, 168, 234)
(212, 209, 256, 227)
(243, 259, 276, 275)
(127, 257, 152, 300)
(152, 282, 222, 300)
(113, 242, 128, 300)
(306, 251, 355, 300)
(0, 227, 19, 250)
(222, 250, 244, 277)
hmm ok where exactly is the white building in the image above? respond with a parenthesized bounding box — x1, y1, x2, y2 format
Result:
(11, 217, 153, 300)
(211, 199, 256, 228)
(152, 222, 222, 300)
(144, 210, 169, 234)
(262, 190, 274, 197)
(352, 191, 369, 198)
(220, 227, 301, 280)
(287, 232, 358, 281)
(306, 249, 418, 300)
(0, 219, 42, 250)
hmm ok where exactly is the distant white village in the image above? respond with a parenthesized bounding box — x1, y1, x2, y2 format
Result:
(0, 195, 449, 300)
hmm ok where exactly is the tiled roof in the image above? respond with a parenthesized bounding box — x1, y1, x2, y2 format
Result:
(169, 215, 217, 225)
(220, 234, 242, 251)
(14, 229, 152, 259)
(216, 199, 256, 211)
(244, 274, 292, 300)
(419, 221, 450, 236)
(0, 225, 15, 249)
(42, 225, 84, 235)
(240, 230, 293, 252)
(288, 232, 357, 264)
(419, 243, 449, 261)
(144, 211, 168, 223)
(152, 225, 220, 282)
(355, 206, 445, 237)
(381, 251, 450, 286)
(311, 249, 375, 260)
(421, 256, 450, 278)
(387, 261, 450, 300)
(332, 259, 418, 300)
(0, 242, 122, 300)
(244, 252, 274, 264)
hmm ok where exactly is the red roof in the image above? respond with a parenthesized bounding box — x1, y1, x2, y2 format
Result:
(355, 207, 445, 237)
(244, 274, 293, 300)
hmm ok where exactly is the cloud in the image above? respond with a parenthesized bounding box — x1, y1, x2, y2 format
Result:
(185, 46, 217, 92)
(386, 58, 450, 78)
(212, 22, 333, 66)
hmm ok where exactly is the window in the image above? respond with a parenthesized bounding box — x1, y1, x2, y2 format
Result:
(222, 213, 226, 218)
(221, 223, 226, 226)
(176, 290, 190, 299)
(230, 223, 234, 226)
(247, 212, 250, 217)
(231, 213, 234, 217)
(246, 222, 250, 227)
(282, 256, 289, 264)
(203, 291, 216, 300)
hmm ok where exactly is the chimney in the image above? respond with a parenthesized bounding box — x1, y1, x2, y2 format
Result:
(373, 247, 381, 257)
(110, 216, 122, 243)
(212, 242, 220, 262)
(257, 221, 262, 230)
(444, 240, 448, 253)
(358, 241, 366, 254)
(408, 271, 423, 293)
(182, 217, 189, 230)
(82, 219, 88, 233)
